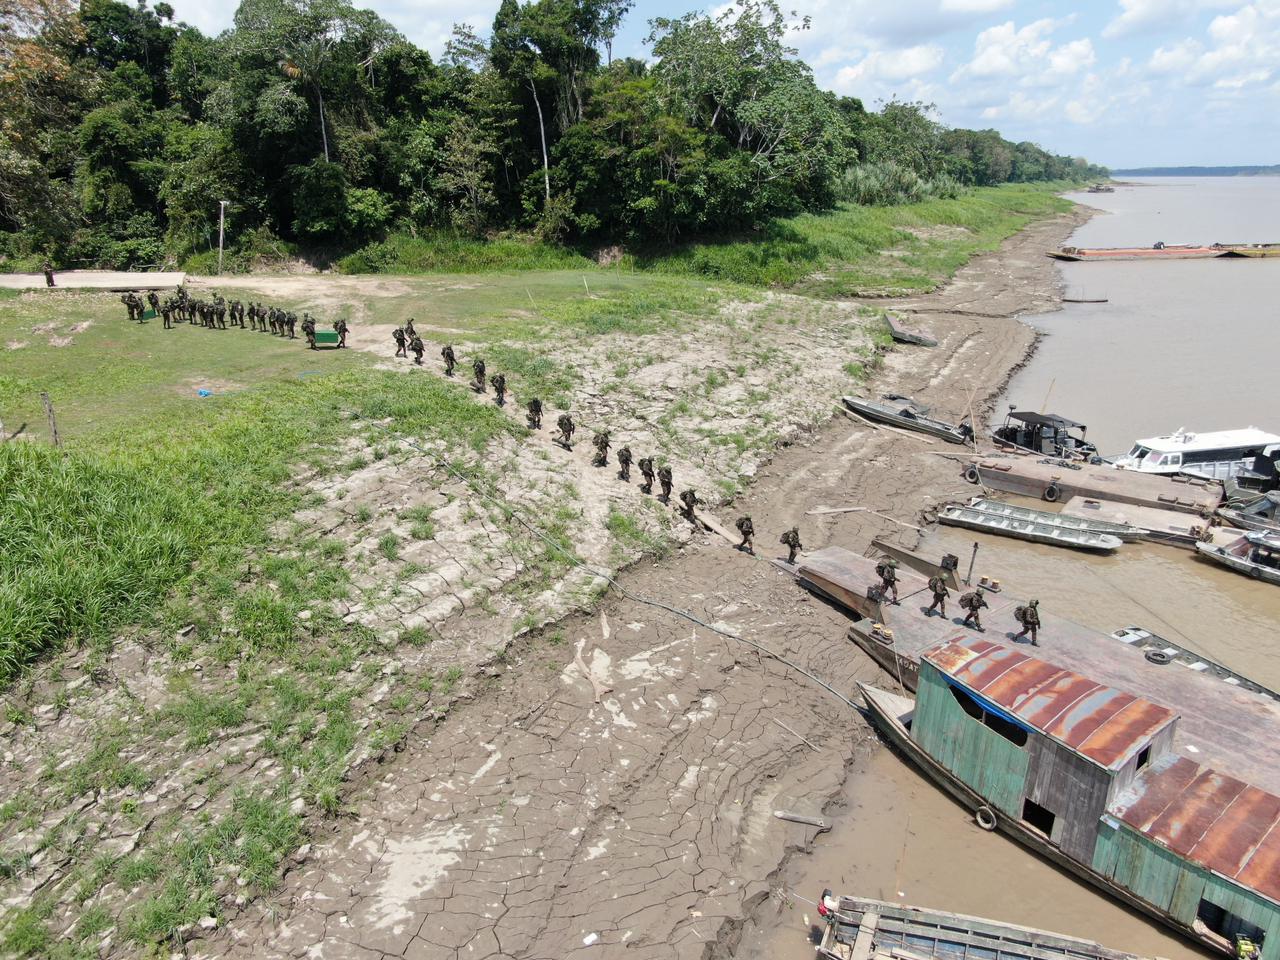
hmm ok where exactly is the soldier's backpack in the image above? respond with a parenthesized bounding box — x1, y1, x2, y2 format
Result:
(1014, 605, 1027, 623)
(928, 575, 945, 593)
(960, 591, 978, 609)
(876, 561, 891, 580)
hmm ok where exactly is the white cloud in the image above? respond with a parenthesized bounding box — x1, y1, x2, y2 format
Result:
(1047, 37, 1096, 76)
(954, 19, 1057, 79)
(832, 44, 945, 93)
(1148, 39, 1203, 73)
(1103, 0, 1242, 39)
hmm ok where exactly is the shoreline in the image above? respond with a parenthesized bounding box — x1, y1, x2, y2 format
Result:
(213, 204, 1092, 959)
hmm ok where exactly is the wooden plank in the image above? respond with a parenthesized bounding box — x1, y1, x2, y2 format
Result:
(850, 908, 880, 960)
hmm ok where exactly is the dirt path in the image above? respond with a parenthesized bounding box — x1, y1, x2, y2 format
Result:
(209, 210, 1083, 960)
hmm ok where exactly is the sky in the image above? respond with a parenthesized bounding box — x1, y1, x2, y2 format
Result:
(161, 0, 1280, 168)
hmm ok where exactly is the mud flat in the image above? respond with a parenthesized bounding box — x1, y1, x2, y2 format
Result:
(207, 209, 1090, 960)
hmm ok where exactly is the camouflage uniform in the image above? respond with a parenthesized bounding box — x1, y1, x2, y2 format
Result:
(472, 358, 486, 392)
(592, 430, 610, 467)
(735, 516, 754, 553)
(441, 344, 456, 376)
(393, 328, 407, 357)
(960, 591, 988, 630)
(527, 397, 542, 430)
(334, 319, 349, 348)
(925, 575, 950, 618)
(780, 526, 803, 564)
(615, 446, 632, 481)
(555, 414, 575, 449)
(490, 373, 506, 405)
(657, 466, 673, 503)
(1014, 599, 1041, 645)
(409, 335, 425, 365)
(638, 457, 655, 494)
(875, 559, 900, 602)
(679, 488, 699, 522)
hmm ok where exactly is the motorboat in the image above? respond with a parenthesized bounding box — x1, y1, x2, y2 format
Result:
(841, 396, 973, 444)
(1195, 530, 1280, 585)
(1110, 427, 1280, 482)
(992, 407, 1097, 459)
(1218, 491, 1280, 535)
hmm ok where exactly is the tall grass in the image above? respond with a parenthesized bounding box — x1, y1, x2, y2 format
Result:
(836, 161, 963, 206)
(337, 231, 591, 274)
(0, 370, 512, 682)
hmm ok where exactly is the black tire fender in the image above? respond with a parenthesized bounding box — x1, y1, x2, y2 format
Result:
(963, 465, 980, 484)
(1145, 649, 1173, 665)
(1043, 483, 1061, 503)
(975, 806, 997, 831)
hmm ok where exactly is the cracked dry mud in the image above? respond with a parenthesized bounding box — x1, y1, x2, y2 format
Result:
(203, 210, 1084, 960)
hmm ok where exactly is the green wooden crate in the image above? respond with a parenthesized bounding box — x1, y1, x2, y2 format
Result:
(313, 329, 340, 348)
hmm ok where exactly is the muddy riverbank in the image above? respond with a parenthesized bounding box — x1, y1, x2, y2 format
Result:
(207, 206, 1090, 960)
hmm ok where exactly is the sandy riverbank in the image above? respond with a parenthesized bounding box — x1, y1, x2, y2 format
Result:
(204, 206, 1089, 960)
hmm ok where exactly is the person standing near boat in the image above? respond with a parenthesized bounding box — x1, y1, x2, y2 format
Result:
(925, 576, 950, 618)
(1014, 599, 1041, 645)
(959, 590, 987, 630)
(876, 558, 900, 603)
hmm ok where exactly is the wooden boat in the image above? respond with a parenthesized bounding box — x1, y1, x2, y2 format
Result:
(962, 497, 1139, 539)
(1063, 296, 1109, 303)
(1219, 491, 1280, 535)
(1048, 244, 1226, 262)
(843, 396, 972, 444)
(1110, 625, 1280, 703)
(861, 638, 1280, 958)
(884, 313, 938, 347)
(1195, 530, 1280, 585)
(936, 502, 1125, 552)
(962, 454, 1222, 515)
(816, 894, 1149, 960)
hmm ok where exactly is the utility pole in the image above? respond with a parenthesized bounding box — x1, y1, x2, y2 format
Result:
(217, 200, 229, 275)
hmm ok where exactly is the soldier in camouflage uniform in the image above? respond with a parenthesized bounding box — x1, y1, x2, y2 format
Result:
(735, 515, 754, 553)
(490, 373, 506, 405)
(527, 397, 542, 430)
(393, 327, 407, 357)
(638, 456, 655, 494)
(679, 488, 699, 522)
(555, 413, 575, 449)
(925, 575, 950, 618)
(616, 445, 632, 481)
(334, 318, 349, 348)
(441, 344, 456, 377)
(1013, 599, 1041, 645)
(409, 334, 425, 365)
(592, 430, 610, 467)
(472, 357, 486, 392)
(959, 590, 988, 631)
(875, 558, 900, 603)
(657, 465, 673, 503)
(780, 526, 803, 564)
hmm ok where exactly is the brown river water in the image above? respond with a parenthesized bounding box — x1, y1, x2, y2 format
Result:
(741, 179, 1280, 960)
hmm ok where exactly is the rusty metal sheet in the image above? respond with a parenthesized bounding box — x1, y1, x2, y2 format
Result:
(977, 657, 1065, 710)
(1235, 816, 1280, 903)
(1190, 785, 1280, 879)
(1073, 698, 1178, 768)
(948, 643, 1031, 692)
(1112, 756, 1202, 830)
(1146, 767, 1248, 857)
(926, 637, 1175, 769)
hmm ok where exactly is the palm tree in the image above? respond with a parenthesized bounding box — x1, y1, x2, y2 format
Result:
(280, 35, 335, 162)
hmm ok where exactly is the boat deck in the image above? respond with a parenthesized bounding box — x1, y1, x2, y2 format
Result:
(1059, 496, 1238, 548)
(969, 455, 1222, 515)
(819, 896, 1147, 960)
(796, 546, 930, 622)
(849, 589, 1280, 795)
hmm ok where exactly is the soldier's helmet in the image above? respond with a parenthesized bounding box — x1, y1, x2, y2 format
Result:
(1029, 599, 1039, 607)
(888, 559, 898, 567)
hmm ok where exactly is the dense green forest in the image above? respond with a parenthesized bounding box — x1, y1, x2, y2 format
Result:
(0, 0, 1106, 271)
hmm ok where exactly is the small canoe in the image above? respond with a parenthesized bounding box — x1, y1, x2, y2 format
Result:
(961, 497, 1141, 540)
(937, 503, 1124, 552)
(1195, 530, 1280, 585)
(817, 893, 1150, 960)
(842, 396, 971, 444)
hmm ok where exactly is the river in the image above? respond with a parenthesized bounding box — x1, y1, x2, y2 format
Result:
(739, 179, 1280, 960)
(1002, 177, 1280, 456)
